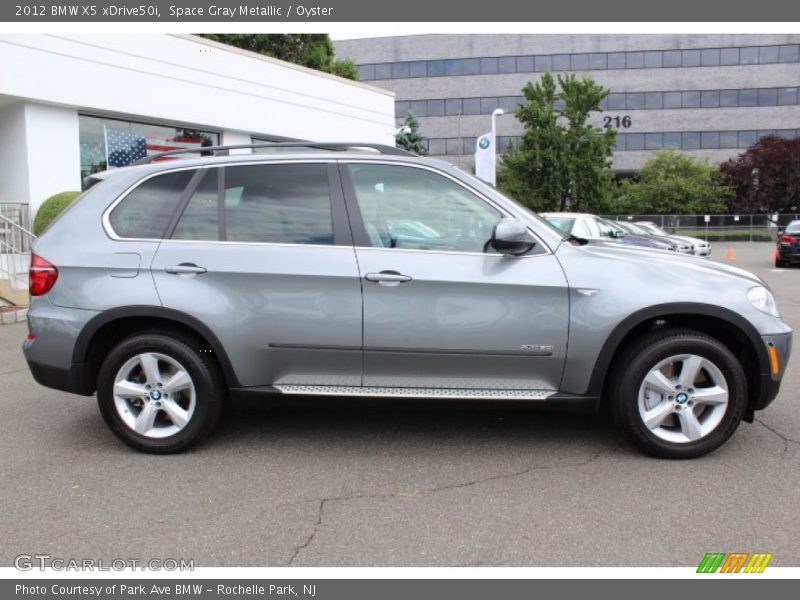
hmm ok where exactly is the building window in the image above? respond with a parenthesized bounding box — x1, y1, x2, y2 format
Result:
(498, 56, 516, 73)
(79, 114, 219, 185)
(662, 50, 682, 68)
(778, 87, 798, 105)
(644, 51, 663, 68)
(356, 44, 800, 82)
(516, 55, 534, 72)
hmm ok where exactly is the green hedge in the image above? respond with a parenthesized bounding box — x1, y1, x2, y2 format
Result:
(33, 191, 82, 235)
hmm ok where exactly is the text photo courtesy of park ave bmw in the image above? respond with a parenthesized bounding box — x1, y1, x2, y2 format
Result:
(1, 1, 800, 591)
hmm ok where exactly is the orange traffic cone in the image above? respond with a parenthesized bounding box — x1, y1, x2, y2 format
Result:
(726, 246, 736, 261)
(772, 247, 779, 262)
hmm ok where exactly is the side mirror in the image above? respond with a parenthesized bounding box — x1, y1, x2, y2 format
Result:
(491, 218, 536, 255)
(611, 230, 626, 238)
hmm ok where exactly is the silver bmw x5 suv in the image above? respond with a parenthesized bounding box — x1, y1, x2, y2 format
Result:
(23, 143, 792, 457)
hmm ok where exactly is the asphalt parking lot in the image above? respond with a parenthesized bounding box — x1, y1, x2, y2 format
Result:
(1, 241, 798, 568)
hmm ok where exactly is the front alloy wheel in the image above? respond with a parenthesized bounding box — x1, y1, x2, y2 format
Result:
(638, 354, 729, 444)
(611, 328, 747, 458)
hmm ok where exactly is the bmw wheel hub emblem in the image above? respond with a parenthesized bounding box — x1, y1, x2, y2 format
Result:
(676, 392, 688, 404)
(149, 390, 162, 401)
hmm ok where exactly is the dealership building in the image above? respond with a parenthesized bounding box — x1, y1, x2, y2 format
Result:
(335, 34, 800, 173)
(0, 34, 395, 218)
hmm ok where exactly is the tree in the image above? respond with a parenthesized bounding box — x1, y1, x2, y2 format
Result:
(199, 34, 358, 80)
(497, 72, 616, 212)
(615, 150, 732, 214)
(395, 111, 429, 155)
(719, 135, 800, 214)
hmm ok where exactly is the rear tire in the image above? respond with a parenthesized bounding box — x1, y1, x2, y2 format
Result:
(608, 328, 747, 459)
(775, 257, 786, 268)
(97, 331, 226, 453)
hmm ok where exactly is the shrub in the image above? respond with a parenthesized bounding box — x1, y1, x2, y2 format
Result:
(33, 191, 81, 235)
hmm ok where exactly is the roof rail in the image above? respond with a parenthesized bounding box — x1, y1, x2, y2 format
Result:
(132, 141, 414, 165)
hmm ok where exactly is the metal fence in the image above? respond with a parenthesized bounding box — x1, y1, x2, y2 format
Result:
(0, 203, 32, 251)
(602, 214, 800, 242)
(0, 203, 34, 291)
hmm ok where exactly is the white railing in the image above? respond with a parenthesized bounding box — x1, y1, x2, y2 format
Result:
(0, 204, 35, 290)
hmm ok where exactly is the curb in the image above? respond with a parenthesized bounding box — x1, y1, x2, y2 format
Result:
(0, 307, 28, 325)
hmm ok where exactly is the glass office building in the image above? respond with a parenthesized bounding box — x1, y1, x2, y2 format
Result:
(336, 34, 800, 173)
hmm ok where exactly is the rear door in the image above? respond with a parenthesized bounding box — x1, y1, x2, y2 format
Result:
(341, 161, 569, 392)
(150, 161, 362, 388)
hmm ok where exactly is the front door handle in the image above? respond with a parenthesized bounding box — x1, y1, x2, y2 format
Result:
(364, 270, 412, 285)
(164, 263, 207, 275)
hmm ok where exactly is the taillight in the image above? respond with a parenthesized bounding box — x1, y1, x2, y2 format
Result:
(29, 254, 59, 296)
(780, 234, 798, 245)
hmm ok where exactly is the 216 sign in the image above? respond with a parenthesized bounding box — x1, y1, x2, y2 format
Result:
(603, 115, 632, 129)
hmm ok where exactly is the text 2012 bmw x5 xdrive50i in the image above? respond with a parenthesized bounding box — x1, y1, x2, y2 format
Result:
(23, 143, 792, 457)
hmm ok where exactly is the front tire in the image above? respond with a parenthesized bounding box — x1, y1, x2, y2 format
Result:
(609, 328, 747, 459)
(97, 332, 226, 453)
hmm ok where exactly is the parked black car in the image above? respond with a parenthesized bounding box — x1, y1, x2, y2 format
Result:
(776, 220, 800, 267)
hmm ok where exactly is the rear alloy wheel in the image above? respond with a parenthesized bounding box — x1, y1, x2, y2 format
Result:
(610, 329, 747, 458)
(97, 333, 225, 453)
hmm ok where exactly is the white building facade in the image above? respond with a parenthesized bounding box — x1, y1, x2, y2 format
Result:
(0, 34, 396, 217)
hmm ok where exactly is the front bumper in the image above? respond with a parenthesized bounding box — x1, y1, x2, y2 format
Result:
(695, 246, 711, 257)
(754, 331, 792, 410)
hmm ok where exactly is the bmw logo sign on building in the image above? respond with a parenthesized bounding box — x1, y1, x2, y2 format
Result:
(479, 136, 491, 150)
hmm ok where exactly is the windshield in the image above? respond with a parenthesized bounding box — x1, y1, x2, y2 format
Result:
(624, 222, 651, 235)
(637, 223, 667, 235)
(543, 216, 576, 233)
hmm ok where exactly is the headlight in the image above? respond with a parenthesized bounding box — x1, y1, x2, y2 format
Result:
(747, 286, 781, 318)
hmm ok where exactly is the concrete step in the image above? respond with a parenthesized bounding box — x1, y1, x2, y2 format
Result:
(0, 305, 28, 325)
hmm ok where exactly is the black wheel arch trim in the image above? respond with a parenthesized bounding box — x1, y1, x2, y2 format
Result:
(72, 306, 240, 389)
(586, 302, 769, 397)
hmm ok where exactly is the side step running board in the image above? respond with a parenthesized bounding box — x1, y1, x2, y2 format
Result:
(274, 385, 554, 400)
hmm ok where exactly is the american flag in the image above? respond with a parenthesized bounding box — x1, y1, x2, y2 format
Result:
(105, 126, 147, 167)
(104, 125, 209, 168)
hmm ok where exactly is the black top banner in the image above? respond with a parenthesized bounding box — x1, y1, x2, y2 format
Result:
(3, 0, 800, 22)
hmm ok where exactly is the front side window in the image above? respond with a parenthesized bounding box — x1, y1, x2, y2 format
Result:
(347, 164, 502, 253)
(108, 169, 196, 239)
(171, 163, 334, 245)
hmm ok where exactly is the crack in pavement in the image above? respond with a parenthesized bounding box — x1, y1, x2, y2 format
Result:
(755, 417, 800, 454)
(286, 445, 618, 566)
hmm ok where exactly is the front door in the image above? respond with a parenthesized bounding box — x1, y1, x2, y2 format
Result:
(342, 162, 569, 391)
(151, 162, 362, 388)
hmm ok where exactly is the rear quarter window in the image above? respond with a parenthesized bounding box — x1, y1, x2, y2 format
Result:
(108, 170, 195, 239)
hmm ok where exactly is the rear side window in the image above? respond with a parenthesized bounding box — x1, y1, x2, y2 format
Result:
(108, 170, 195, 239)
(171, 163, 334, 245)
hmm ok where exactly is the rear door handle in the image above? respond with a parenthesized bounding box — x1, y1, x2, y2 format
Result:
(165, 263, 207, 275)
(364, 271, 412, 285)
